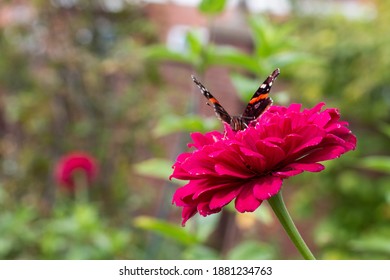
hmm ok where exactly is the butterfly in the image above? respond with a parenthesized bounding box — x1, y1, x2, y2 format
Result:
(192, 68, 280, 131)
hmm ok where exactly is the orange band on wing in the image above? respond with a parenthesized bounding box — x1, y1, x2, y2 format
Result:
(209, 97, 219, 104)
(249, 94, 268, 104)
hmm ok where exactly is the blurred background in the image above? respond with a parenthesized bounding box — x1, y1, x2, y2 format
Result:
(0, 0, 389, 260)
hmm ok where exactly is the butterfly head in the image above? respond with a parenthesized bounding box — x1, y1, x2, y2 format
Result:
(230, 116, 250, 131)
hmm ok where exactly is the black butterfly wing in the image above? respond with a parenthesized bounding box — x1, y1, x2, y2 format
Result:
(192, 75, 232, 125)
(241, 68, 280, 123)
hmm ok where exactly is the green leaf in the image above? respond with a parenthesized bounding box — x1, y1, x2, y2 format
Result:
(207, 46, 259, 73)
(252, 204, 274, 226)
(378, 122, 390, 139)
(182, 245, 219, 260)
(133, 216, 200, 246)
(247, 16, 303, 71)
(227, 240, 276, 260)
(188, 214, 220, 242)
(268, 52, 312, 68)
(153, 114, 219, 137)
(360, 156, 390, 174)
(349, 231, 390, 255)
(198, 0, 227, 15)
(143, 45, 193, 64)
(248, 16, 273, 58)
(230, 74, 262, 102)
(186, 31, 203, 56)
(133, 158, 173, 181)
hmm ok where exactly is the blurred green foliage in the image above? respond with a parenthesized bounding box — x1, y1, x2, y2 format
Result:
(287, 1, 390, 259)
(0, 0, 389, 260)
(0, 0, 160, 259)
(198, 0, 227, 15)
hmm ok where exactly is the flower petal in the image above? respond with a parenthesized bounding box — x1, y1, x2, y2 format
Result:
(181, 154, 216, 176)
(239, 147, 268, 172)
(275, 162, 324, 177)
(209, 187, 241, 210)
(273, 168, 303, 177)
(235, 182, 262, 212)
(171, 102, 356, 225)
(253, 176, 283, 200)
(213, 150, 254, 178)
(256, 140, 286, 169)
(191, 179, 241, 201)
(197, 201, 221, 217)
(180, 206, 198, 226)
(299, 145, 347, 163)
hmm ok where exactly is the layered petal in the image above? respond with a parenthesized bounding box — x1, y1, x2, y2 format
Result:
(235, 182, 263, 212)
(253, 176, 283, 200)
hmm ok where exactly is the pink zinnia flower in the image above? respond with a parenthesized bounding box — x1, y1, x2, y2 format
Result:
(54, 152, 98, 191)
(171, 103, 356, 226)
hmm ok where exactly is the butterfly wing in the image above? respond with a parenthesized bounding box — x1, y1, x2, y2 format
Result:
(241, 68, 280, 123)
(192, 75, 232, 125)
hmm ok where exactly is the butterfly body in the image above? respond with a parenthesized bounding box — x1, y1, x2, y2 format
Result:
(192, 68, 280, 131)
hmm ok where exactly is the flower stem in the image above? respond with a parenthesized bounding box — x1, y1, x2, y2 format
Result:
(73, 171, 89, 203)
(267, 191, 316, 260)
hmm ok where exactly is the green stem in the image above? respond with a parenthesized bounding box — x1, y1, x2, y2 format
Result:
(73, 171, 89, 203)
(268, 191, 316, 260)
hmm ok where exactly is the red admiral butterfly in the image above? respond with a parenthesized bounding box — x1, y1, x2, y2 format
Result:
(192, 68, 280, 131)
